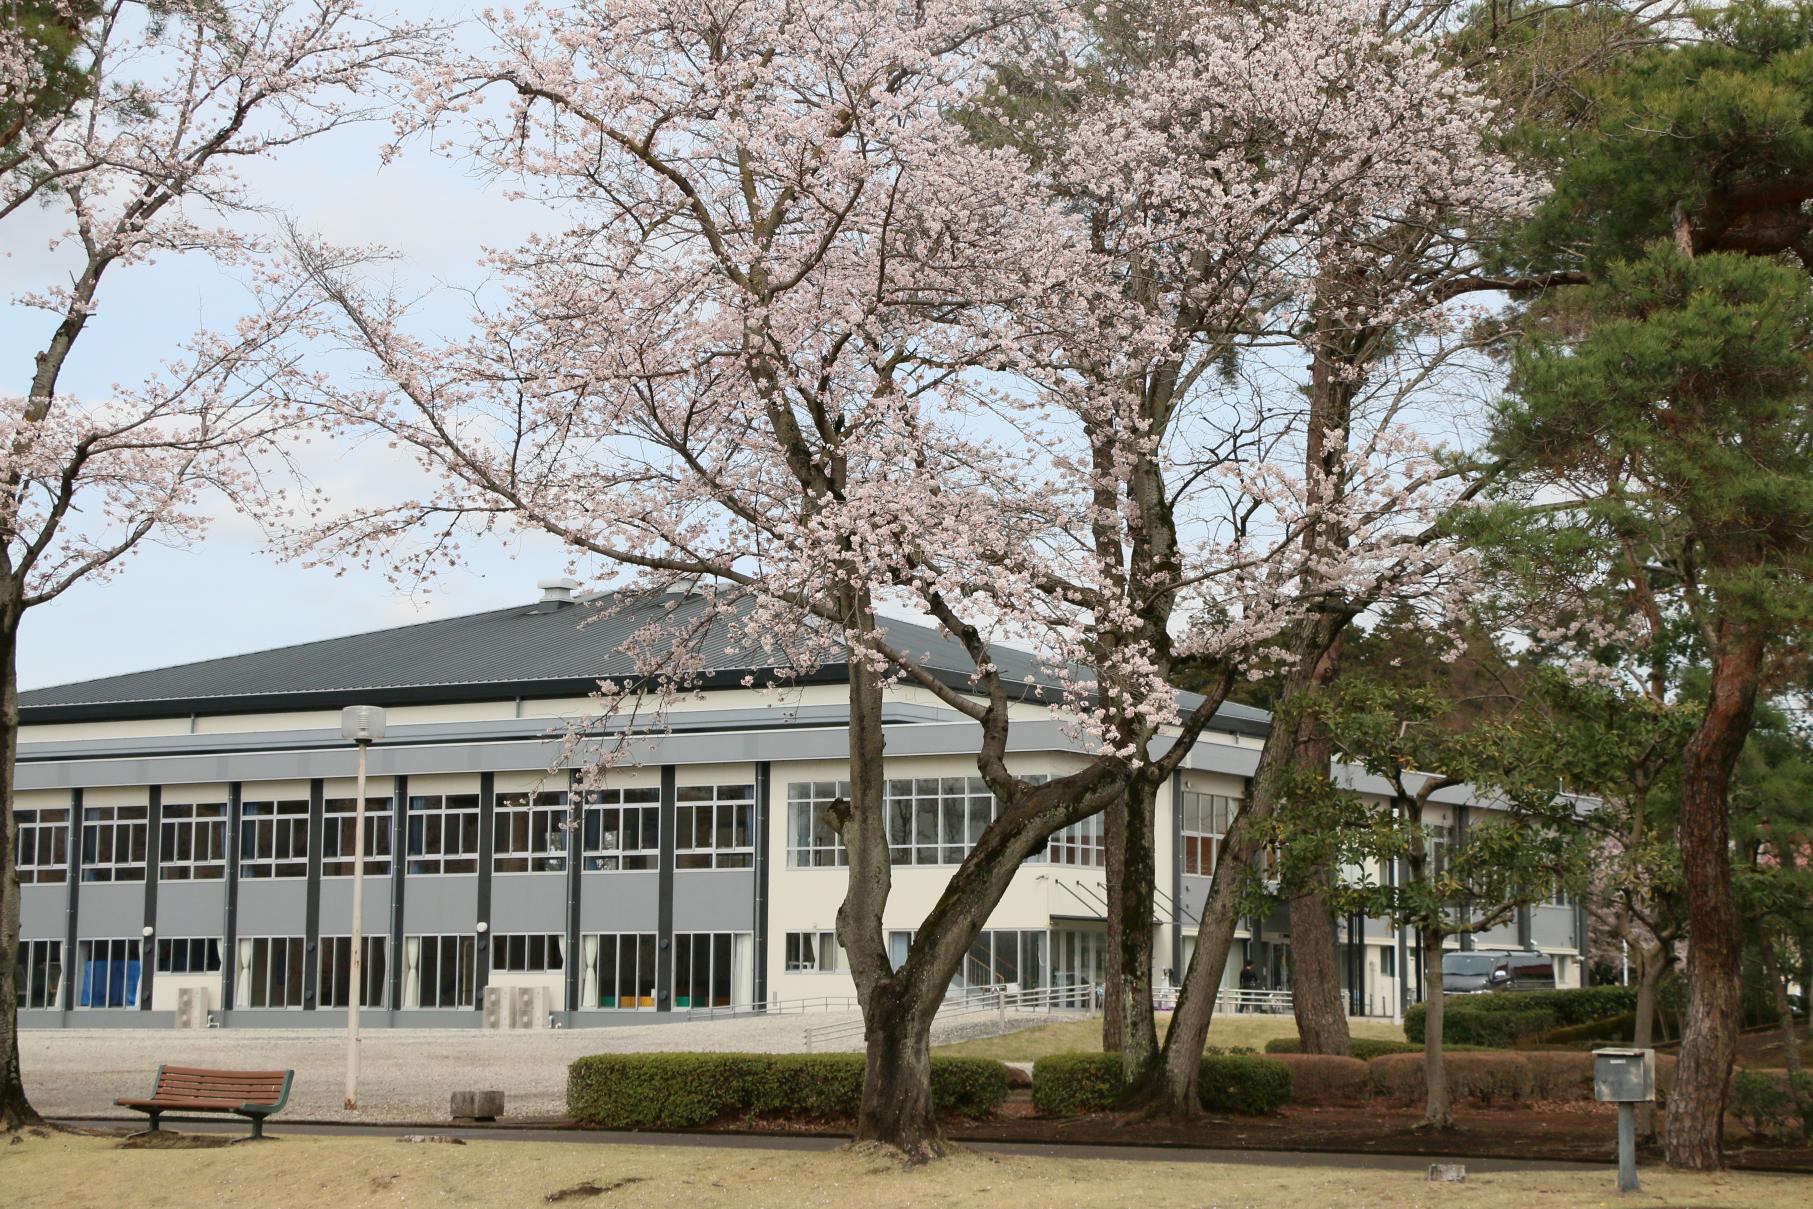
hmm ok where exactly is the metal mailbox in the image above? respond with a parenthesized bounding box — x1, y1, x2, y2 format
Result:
(1593, 1048, 1656, 1103)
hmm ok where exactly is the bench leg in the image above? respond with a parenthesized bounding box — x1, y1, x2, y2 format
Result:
(247, 1113, 265, 1140)
(146, 1111, 161, 1134)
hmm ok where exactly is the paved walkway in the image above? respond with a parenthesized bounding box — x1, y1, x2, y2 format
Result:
(21, 1013, 1053, 1123)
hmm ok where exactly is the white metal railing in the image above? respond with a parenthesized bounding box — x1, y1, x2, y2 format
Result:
(683, 994, 864, 1021)
(801, 982, 1094, 1051)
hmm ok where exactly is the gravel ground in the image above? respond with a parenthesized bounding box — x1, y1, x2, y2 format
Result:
(20, 1011, 1074, 1124)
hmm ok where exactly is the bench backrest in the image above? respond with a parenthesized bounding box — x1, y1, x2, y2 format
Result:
(154, 1066, 291, 1108)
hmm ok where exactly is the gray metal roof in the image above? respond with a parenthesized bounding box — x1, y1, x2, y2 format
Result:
(20, 589, 1271, 735)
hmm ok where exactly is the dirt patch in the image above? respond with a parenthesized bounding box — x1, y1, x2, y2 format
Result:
(545, 1176, 645, 1201)
(116, 1131, 240, 1150)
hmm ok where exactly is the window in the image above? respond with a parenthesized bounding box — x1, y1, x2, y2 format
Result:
(80, 804, 148, 882)
(405, 934, 476, 1009)
(784, 930, 842, 973)
(494, 791, 570, 873)
(957, 930, 1048, 993)
(583, 933, 656, 1009)
(787, 781, 849, 867)
(239, 799, 309, 879)
(1044, 813, 1106, 867)
(406, 793, 481, 875)
(77, 938, 141, 1008)
(1181, 790, 1236, 876)
(14, 806, 68, 884)
(1426, 823, 1455, 877)
(16, 939, 62, 1009)
(156, 937, 223, 974)
(491, 933, 565, 973)
(235, 937, 305, 1008)
(675, 784, 754, 869)
(1544, 882, 1576, 909)
(886, 777, 997, 866)
(888, 930, 913, 971)
(159, 803, 227, 880)
(672, 932, 749, 1009)
(317, 936, 387, 1009)
(322, 795, 392, 877)
(580, 787, 659, 871)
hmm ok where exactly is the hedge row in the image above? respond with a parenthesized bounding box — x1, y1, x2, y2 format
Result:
(1030, 1052, 1292, 1116)
(1264, 1037, 1424, 1060)
(567, 1053, 1008, 1129)
(1283, 1050, 1677, 1108)
(1403, 985, 1642, 1045)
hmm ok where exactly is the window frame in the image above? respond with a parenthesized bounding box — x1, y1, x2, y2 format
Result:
(585, 932, 657, 1010)
(155, 937, 223, 974)
(238, 799, 310, 880)
(580, 787, 660, 871)
(321, 795, 393, 878)
(786, 781, 849, 868)
(80, 804, 149, 883)
(406, 933, 477, 1009)
(674, 783, 754, 870)
(493, 790, 570, 874)
(15, 938, 63, 1009)
(13, 805, 69, 884)
(237, 936, 306, 1009)
(490, 933, 565, 973)
(406, 792, 482, 875)
(76, 937, 142, 1008)
(783, 930, 842, 973)
(316, 935, 388, 1009)
(158, 802, 228, 881)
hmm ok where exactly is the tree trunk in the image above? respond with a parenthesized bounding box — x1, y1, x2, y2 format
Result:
(854, 990, 944, 1161)
(1153, 615, 1347, 1115)
(1, 613, 43, 1131)
(1759, 932, 1800, 1077)
(1288, 881, 1350, 1055)
(1419, 924, 1453, 1130)
(1664, 631, 1765, 1170)
(1633, 944, 1666, 1140)
(1105, 776, 1159, 1087)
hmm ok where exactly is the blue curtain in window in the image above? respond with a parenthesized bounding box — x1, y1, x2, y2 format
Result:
(79, 958, 139, 1007)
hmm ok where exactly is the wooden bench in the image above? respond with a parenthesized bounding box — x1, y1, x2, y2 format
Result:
(116, 1065, 294, 1138)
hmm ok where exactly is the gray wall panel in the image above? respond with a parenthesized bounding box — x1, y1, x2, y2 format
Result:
(75, 882, 142, 936)
(577, 872, 660, 932)
(671, 871, 754, 932)
(315, 877, 393, 934)
(487, 873, 568, 933)
(1532, 906, 1577, 950)
(237, 880, 308, 935)
(19, 885, 66, 937)
(402, 875, 479, 932)
(154, 880, 226, 937)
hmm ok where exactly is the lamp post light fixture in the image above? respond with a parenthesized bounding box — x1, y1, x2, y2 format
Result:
(340, 705, 386, 1110)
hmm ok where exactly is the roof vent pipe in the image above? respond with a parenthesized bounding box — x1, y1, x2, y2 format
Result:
(537, 577, 580, 606)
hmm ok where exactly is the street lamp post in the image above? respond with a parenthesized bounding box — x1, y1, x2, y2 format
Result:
(340, 705, 386, 1110)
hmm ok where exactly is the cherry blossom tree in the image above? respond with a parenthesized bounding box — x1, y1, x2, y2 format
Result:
(0, 0, 431, 1132)
(283, 0, 1544, 1146)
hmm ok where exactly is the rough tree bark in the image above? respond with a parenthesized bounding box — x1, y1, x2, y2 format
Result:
(1287, 873, 1351, 1055)
(1104, 775, 1160, 1085)
(1665, 630, 1767, 1170)
(1154, 614, 1347, 1115)
(1418, 924, 1453, 1130)
(1, 611, 43, 1132)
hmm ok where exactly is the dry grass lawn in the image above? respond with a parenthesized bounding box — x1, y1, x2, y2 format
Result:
(2, 1130, 1802, 1209)
(934, 1012, 1406, 1061)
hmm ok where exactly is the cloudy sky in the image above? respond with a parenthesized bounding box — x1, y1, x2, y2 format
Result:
(2, 4, 589, 690)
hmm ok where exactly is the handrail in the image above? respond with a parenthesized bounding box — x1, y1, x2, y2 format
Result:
(801, 982, 1096, 1051)
(683, 994, 864, 1021)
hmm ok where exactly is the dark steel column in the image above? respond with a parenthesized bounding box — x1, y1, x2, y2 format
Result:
(656, 765, 676, 1012)
(563, 770, 582, 1015)
(387, 775, 408, 1015)
(140, 785, 162, 1011)
(59, 788, 83, 1022)
(1170, 769, 1184, 981)
(302, 778, 324, 1010)
(220, 782, 242, 1019)
(752, 761, 771, 1008)
(475, 771, 495, 1011)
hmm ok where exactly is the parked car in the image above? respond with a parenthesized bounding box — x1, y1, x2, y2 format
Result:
(1441, 949, 1556, 995)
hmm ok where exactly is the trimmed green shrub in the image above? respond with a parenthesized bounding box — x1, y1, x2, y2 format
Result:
(1368, 1052, 1536, 1106)
(566, 1053, 1008, 1129)
(1264, 1037, 1424, 1060)
(1732, 1070, 1813, 1143)
(1405, 1003, 1557, 1046)
(1030, 1053, 1123, 1116)
(1270, 1054, 1372, 1105)
(1030, 1051, 1290, 1116)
